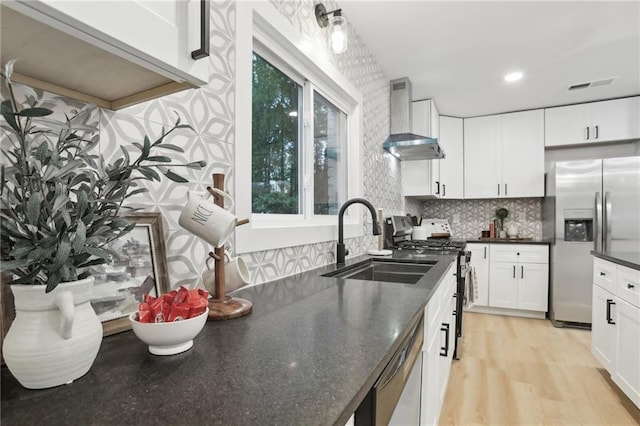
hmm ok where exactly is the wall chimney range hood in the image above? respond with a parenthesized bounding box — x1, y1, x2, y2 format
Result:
(382, 78, 445, 161)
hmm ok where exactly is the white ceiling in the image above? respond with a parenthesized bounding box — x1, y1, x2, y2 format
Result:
(341, 1, 640, 117)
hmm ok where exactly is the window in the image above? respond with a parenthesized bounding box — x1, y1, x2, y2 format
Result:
(251, 52, 302, 215)
(251, 50, 347, 217)
(313, 92, 346, 215)
(235, 2, 363, 253)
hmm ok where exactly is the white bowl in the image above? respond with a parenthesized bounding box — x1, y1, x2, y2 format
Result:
(129, 308, 208, 355)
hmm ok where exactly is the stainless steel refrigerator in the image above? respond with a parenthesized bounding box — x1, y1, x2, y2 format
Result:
(543, 156, 640, 326)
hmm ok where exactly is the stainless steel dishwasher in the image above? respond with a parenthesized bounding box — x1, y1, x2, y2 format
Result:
(355, 314, 424, 426)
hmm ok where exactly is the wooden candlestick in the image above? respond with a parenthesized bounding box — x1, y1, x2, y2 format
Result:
(206, 173, 252, 321)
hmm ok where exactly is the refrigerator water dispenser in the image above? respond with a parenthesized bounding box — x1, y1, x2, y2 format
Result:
(564, 209, 593, 242)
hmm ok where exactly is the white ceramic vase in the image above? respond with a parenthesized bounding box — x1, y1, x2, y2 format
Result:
(2, 277, 103, 389)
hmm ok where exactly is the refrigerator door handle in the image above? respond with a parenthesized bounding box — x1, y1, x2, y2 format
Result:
(594, 192, 602, 252)
(604, 191, 612, 251)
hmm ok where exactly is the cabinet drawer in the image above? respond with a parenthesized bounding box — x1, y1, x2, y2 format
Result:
(490, 244, 549, 263)
(594, 258, 617, 294)
(617, 265, 640, 308)
(425, 264, 455, 348)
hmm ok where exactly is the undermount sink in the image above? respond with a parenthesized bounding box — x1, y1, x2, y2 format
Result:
(323, 260, 435, 284)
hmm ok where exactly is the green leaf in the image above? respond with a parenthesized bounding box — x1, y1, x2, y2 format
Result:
(76, 190, 88, 218)
(142, 135, 151, 158)
(73, 220, 86, 252)
(125, 188, 148, 198)
(0, 100, 14, 115)
(163, 169, 188, 183)
(119, 145, 131, 166)
(51, 237, 71, 271)
(77, 258, 108, 268)
(36, 141, 49, 162)
(137, 167, 161, 181)
(83, 246, 111, 260)
(132, 142, 144, 151)
(0, 258, 32, 271)
(17, 107, 53, 117)
(186, 161, 206, 169)
(157, 144, 184, 153)
(52, 196, 71, 212)
(9, 245, 33, 258)
(45, 272, 62, 293)
(26, 192, 43, 225)
(146, 156, 172, 163)
(1, 106, 20, 133)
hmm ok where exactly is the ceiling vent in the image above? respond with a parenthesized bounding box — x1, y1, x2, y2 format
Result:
(567, 77, 616, 91)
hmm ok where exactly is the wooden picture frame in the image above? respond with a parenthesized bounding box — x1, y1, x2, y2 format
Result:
(94, 212, 171, 336)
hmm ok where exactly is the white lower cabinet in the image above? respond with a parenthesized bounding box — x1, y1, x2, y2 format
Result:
(591, 284, 616, 370)
(466, 243, 489, 307)
(591, 258, 640, 409)
(421, 263, 456, 426)
(468, 243, 549, 315)
(613, 297, 640, 407)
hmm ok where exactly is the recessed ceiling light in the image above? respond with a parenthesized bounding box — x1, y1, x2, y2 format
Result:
(504, 72, 523, 82)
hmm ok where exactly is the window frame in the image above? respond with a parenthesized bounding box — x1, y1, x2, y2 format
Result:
(235, 2, 363, 254)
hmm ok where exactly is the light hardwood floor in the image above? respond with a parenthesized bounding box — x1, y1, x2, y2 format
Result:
(440, 312, 640, 425)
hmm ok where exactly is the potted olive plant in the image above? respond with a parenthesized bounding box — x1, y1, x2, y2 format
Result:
(0, 61, 205, 389)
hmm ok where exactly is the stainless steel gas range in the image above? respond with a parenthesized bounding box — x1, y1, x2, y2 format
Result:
(384, 216, 471, 359)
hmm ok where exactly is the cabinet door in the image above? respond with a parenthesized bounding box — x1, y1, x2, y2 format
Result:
(592, 284, 617, 371)
(413, 99, 439, 138)
(402, 160, 436, 197)
(16, 0, 209, 85)
(544, 104, 590, 146)
(501, 110, 544, 197)
(489, 262, 517, 308)
(421, 339, 440, 426)
(467, 244, 490, 307)
(517, 263, 549, 312)
(464, 115, 501, 198)
(439, 117, 464, 199)
(613, 298, 640, 408)
(591, 97, 640, 143)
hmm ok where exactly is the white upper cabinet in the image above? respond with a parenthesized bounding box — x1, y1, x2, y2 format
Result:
(463, 115, 501, 198)
(402, 100, 443, 198)
(402, 116, 464, 199)
(464, 109, 544, 199)
(3, 0, 210, 109)
(413, 99, 439, 138)
(545, 97, 640, 147)
(438, 117, 464, 199)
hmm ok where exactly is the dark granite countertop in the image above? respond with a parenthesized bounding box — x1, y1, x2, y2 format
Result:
(591, 250, 640, 271)
(465, 238, 552, 245)
(1, 252, 456, 426)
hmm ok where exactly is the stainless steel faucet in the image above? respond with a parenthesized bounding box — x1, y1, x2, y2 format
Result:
(337, 198, 381, 265)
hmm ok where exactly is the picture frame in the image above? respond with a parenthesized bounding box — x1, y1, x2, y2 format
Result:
(92, 212, 171, 336)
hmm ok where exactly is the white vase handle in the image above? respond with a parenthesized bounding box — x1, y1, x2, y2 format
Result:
(54, 291, 75, 340)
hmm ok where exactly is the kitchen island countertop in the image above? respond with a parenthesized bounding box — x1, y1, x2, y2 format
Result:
(591, 250, 640, 271)
(1, 252, 456, 425)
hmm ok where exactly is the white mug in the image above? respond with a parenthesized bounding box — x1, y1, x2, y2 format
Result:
(179, 189, 236, 248)
(202, 253, 250, 296)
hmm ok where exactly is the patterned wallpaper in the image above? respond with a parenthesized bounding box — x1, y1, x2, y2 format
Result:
(5, 1, 404, 289)
(419, 198, 543, 240)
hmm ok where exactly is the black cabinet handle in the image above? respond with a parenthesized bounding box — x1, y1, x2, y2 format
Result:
(191, 0, 211, 60)
(435, 181, 440, 195)
(606, 299, 615, 324)
(628, 283, 636, 289)
(600, 272, 606, 276)
(440, 323, 450, 357)
(498, 184, 500, 196)
(521, 265, 524, 279)
(595, 125, 599, 139)
(505, 183, 508, 196)
(484, 247, 487, 259)
(513, 265, 516, 278)
(442, 184, 446, 197)
(586, 126, 590, 140)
